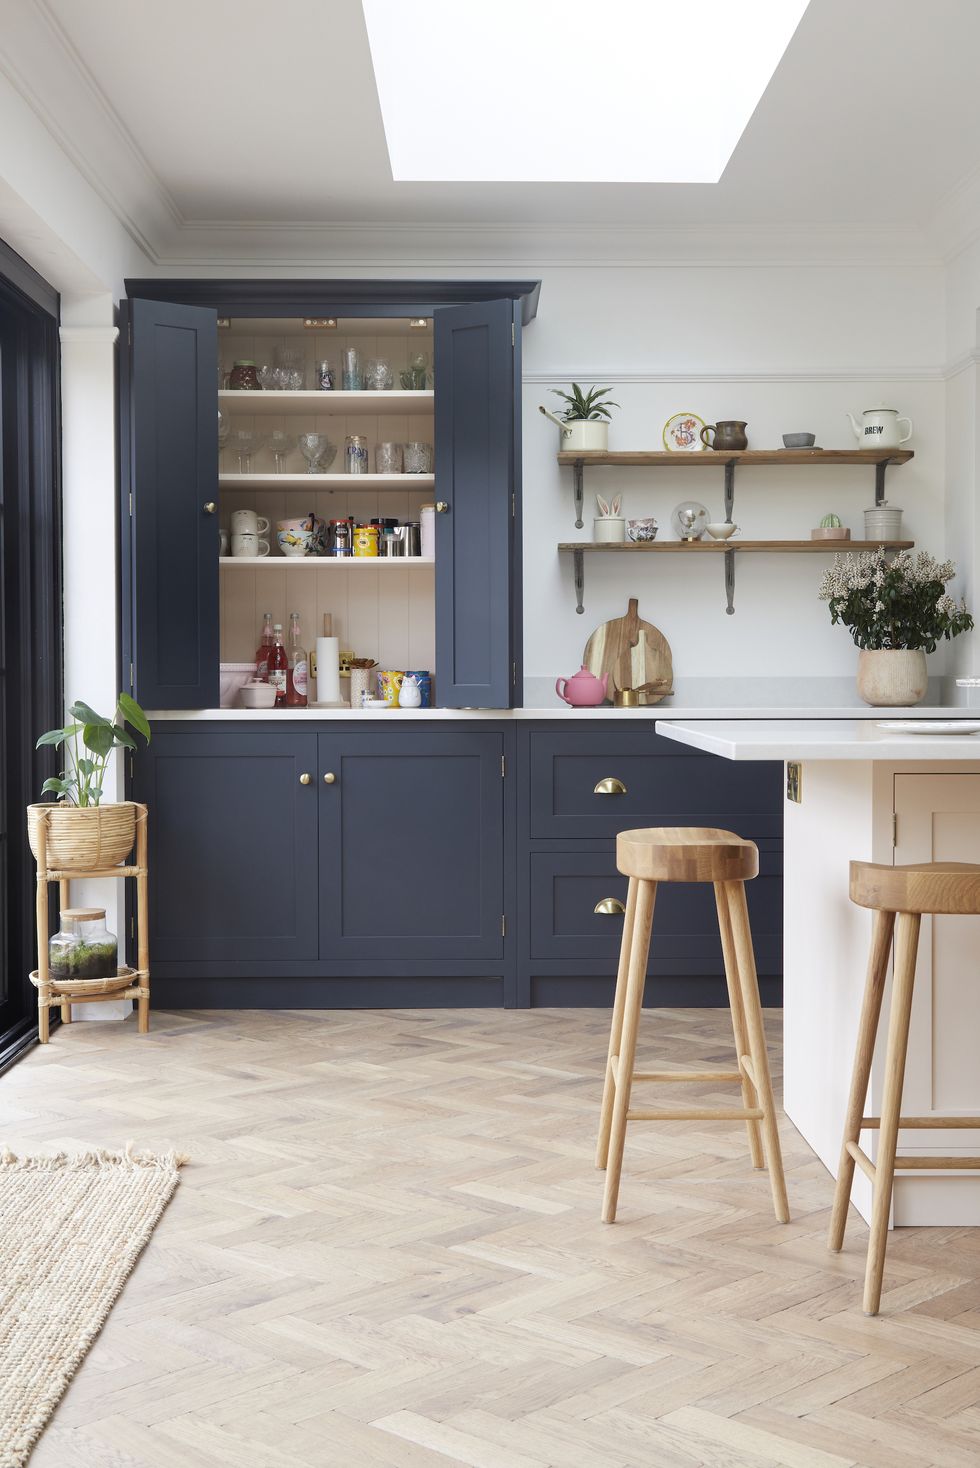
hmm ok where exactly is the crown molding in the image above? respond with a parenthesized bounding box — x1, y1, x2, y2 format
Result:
(524, 366, 946, 384)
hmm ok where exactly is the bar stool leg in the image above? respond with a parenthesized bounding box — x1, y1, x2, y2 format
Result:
(714, 882, 764, 1170)
(724, 880, 790, 1224)
(597, 876, 638, 1170)
(829, 908, 895, 1252)
(602, 879, 656, 1224)
(864, 910, 919, 1317)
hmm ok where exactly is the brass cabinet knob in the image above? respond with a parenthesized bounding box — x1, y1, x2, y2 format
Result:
(594, 897, 626, 916)
(299, 772, 312, 785)
(593, 777, 627, 795)
(323, 772, 336, 785)
(435, 501, 449, 513)
(203, 501, 217, 515)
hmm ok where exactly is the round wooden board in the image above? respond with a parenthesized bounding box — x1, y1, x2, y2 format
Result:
(582, 598, 673, 699)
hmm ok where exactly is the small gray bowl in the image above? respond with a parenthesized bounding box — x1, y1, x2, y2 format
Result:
(782, 432, 816, 448)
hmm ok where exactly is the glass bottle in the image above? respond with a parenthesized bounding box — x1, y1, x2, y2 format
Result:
(255, 611, 274, 681)
(268, 624, 288, 707)
(49, 908, 118, 980)
(286, 612, 308, 707)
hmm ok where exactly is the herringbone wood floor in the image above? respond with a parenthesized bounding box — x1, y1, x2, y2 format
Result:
(3, 1007, 980, 1468)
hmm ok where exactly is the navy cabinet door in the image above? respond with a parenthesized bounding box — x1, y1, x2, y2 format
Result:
(126, 299, 219, 709)
(434, 299, 516, 708)
(318, 729, 504, 960)
(136, 730, 318, 962)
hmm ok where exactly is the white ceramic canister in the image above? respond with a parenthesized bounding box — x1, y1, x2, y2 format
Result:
(864, 504, 903, 541)
(420, 504, 435, 560)
(593, 516, 626, 543)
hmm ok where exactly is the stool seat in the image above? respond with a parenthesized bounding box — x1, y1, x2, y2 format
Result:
(850, 860, 980, 915)
(616, 827, 759, 884)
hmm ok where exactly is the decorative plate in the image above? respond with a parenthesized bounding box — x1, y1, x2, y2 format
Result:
(877, 720, 980, 735)
(663, 412, 706, 452)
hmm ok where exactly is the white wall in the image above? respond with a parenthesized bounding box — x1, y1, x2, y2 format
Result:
(522, 262, 947, 685)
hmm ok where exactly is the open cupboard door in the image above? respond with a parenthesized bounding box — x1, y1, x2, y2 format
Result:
(434, 298, 518, 708)
(123, 298, 219, 709)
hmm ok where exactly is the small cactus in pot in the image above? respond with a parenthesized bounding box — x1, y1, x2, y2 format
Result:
(811, 512, 850, 541)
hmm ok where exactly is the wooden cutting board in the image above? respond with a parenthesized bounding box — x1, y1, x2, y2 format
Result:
(583, 598, 673, 700)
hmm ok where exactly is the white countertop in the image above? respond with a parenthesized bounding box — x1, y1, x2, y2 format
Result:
(147, 704, 976, 723)
(655, 717, 980, 761)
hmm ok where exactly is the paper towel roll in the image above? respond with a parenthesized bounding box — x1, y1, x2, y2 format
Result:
(315, 637, 340, 704)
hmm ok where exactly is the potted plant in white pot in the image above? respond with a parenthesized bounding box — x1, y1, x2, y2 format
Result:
(28, 695, 151, 868)
(539, 383, 620, 452)
(818, 549, 973, 706)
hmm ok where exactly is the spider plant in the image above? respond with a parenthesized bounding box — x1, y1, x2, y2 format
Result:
(551, 384, 620, 422)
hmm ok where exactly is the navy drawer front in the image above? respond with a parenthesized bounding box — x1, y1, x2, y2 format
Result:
(528, 728, 782, 839)
(529, 848, 783, 972)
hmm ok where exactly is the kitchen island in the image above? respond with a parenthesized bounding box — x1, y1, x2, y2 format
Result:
(656, 716, 980, 1227)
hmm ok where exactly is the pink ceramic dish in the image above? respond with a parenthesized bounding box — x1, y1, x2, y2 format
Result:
(556, 666, 608, 706)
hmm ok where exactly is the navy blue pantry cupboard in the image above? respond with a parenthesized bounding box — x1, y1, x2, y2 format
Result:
(119, 279, 539, 712)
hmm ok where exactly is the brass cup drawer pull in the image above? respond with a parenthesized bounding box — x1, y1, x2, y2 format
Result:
(323, 772, 336, 785)
(299, 772, 312, 785)
(593, 777, 627, 796)
(203, 501, 217, 515)
(594, 897, 626, 916)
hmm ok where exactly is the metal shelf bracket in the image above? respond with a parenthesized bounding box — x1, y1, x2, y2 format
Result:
(573, 461, 585, 529)
(724, 548, 736, 615)
(724, 460, 736, 523)
(573, 548, 585, 614)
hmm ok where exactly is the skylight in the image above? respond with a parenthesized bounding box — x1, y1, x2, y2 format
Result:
(362, 0, 809, 184)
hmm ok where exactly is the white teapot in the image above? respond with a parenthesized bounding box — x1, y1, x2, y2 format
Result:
(846, 406, 913, 450)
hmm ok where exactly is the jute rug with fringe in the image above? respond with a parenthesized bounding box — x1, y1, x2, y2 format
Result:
(0, 1145, 185, 1467)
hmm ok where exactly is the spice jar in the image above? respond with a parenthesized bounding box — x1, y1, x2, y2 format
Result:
(49, 907, 118, 981)
(229, 360, 261, 391)
(329, 519, 352, 556)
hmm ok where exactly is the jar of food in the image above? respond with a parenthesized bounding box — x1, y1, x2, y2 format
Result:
(353, 524, 379, 557)
(229, 360, 261, 391)
(345, 434, 369, 474)
(49, 908, 118, 981)
(330, 519, 352, 556)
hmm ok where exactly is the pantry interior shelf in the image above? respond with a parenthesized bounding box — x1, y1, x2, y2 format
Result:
(219, 473, 435, 489)
(220, 389, 433, 417)
(557, 447, 915, 528)
(557, 539, 915, 616)
(218, 557, 434, 569)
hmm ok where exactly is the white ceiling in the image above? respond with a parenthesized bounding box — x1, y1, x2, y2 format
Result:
(6, 0, 980, 263)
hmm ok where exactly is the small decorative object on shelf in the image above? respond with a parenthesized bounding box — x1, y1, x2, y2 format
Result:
(671, 501, 709, 541)
(229, 360, 261, 391)
(818, 548, 973, 706)
(846, 406, 913, 450)
(812, 512, 850, 541)
(400, 352, 429, 390)
(663, 412, 706, 452)
(700, 419, 748, 451)
(316, 359, 334, 391)
(594, 493, 625, 543)
(864, 501, 903, 541)
(783, 432, 817, 448)
(705, 521, 740, 540)
(50, 908, 117, 982)
(555, 665, 608, 707)
(540, 383, 620, 454)
(626, 516, 658, 543)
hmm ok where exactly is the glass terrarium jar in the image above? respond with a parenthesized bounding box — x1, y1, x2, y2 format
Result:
(49, 907, 118, 981)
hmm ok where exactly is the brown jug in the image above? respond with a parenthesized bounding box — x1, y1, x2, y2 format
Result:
(700, 420, 748, 450)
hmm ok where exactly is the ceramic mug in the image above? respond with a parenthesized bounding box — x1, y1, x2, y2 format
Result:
(700, 420, 748, 451)
(378, 669, 404, 705)
(231, 509, 270, 536)
(231, 532, 270, 558)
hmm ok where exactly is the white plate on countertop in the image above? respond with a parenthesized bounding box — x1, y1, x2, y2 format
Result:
(877, 720, 980, 735)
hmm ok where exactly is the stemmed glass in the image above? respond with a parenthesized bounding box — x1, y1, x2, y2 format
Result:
(268, 431, 295, 474)
(227, 428, 268, 474)
(296, 433, 337, 474)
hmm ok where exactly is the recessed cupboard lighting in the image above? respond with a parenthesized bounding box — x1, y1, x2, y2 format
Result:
(408, 318, 430, 329)
(304, 318, 338, 329)
(362, 0, 809, 183)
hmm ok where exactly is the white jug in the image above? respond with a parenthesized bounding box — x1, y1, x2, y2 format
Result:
(398, 675, 422, 709)
(846, 406, 913, 450)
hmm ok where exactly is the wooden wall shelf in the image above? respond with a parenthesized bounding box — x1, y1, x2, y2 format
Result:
(557, 539, 915, 615)
(557, 446, 915, 528)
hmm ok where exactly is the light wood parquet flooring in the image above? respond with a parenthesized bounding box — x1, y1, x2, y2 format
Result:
(3, 1007, 979, 1468)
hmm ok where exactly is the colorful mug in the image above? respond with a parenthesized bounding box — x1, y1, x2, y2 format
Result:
(378, 670, 404, 705)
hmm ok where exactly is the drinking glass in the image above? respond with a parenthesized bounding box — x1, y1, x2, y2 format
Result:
(342, 347, 362, 391)
(375, 442, 403, 474)
(404, 441, 433, 474)
(297, 433, 338, 474)
(269, 431, 295, 473)
(227, 429, 268, 474)
(364, 358, 394, 391)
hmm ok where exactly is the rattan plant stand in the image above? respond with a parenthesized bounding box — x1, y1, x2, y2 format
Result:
(30, 802, 150, 1042)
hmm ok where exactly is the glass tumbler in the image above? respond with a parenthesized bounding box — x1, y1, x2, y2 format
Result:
(342, 348, 362, 391)
(404, 441, 433, 474)
(375, 442, 403, 474)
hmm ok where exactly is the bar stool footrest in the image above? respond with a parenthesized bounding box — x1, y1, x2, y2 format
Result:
(626, 1106, 765, 1122)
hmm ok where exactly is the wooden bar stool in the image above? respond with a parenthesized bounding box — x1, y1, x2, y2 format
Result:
(596, 827, 789, 1225)
(830, 860, 980, 1316)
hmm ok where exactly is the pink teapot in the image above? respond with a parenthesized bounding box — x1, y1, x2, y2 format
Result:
(555, 665, 608, 706)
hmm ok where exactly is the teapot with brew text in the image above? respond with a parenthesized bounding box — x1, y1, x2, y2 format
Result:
(846, 406, 913, 450)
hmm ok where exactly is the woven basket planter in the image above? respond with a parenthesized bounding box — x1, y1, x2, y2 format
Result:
(27, 802, 138, 870)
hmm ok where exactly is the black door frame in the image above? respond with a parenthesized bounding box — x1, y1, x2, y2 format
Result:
(0, 238, 62, 1071)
